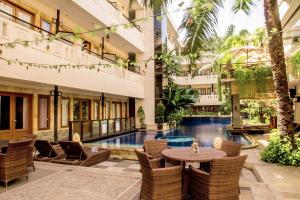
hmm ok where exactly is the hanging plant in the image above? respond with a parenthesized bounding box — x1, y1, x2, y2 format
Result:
(253, 66, 272, 93)
(233, 66, 272, 97)
(290, 50, 300, 75)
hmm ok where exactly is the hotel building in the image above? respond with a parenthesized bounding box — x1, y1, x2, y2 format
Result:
(0, 0, 156, 141)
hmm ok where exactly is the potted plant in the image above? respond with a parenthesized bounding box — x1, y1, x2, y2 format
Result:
(155, 101, 166, 130)
(137, 106, 146, 130)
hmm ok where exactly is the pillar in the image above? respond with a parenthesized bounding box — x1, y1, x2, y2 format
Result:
(231, 81, 242, 128)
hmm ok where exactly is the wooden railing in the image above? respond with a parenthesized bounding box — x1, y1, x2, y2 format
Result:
(68, 117, 136, 142)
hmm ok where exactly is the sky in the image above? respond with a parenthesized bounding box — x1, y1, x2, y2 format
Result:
(168, 0, 266, 40)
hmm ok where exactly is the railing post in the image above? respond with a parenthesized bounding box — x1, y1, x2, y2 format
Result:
(68, 121, 72, 141)
(98, 120, 102, 136)
(80, 121, 83, 140)
(106, 119, 109, 136)
(90, 121, 93, 139)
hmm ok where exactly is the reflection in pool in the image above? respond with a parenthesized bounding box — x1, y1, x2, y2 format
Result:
(90, 117, 251, 148)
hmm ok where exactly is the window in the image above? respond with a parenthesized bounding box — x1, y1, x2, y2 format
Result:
(106, 100, 110, 119)
(0, 1, 13, 21)
(16, 8, 33, 28)
(73, 99, 90, 121)
(38, 96, 49, 130)
(199, 89, 206, 95)
(0, 95, 10, 130)
(93, 101, 99, 120)
(207, 88, 211, 95)
(61, 98, 69, 127)
(41, 18, 51, 32)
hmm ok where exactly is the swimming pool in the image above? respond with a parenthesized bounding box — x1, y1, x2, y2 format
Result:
(90, 117, 251, 148)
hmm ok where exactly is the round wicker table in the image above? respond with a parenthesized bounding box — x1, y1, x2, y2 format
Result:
(162, 147, 227, 197)
(162, 147, 226, 163)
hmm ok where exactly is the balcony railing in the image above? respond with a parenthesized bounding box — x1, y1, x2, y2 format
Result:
(0, 9, 142, 75)
(68, 117, 136, 142)
(174, 75, 219, 85)
(195, 94, 222, 106)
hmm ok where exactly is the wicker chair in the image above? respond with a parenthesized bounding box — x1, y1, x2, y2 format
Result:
(190, 155, 247, 200)
(135, 149, 183, 200)
(220, 140, 243, 157)
(0, 140, 32, 190)
(51, 141, 110, 167)
(22, 135, 37, 170)
(34, 140, 65, 162)
(143, 139, 168, 158)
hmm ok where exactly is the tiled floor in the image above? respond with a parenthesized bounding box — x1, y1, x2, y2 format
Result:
(93, 158, 140, 173)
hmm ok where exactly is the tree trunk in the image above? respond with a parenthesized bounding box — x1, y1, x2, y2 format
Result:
(264, 0, 294, 139)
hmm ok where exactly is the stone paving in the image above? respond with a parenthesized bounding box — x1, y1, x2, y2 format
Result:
(0, 148, 299, 200)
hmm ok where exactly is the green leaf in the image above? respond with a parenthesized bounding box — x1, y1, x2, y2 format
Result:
(156, 15, 163, 22)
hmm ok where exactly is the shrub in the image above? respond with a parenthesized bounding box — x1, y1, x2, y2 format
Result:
(155, 101, 166, 123)
(137, 106, 145, 125)
(261, 133, 300, 166)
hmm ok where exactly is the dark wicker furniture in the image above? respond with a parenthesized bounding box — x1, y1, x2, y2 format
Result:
(135, 149, 183, 200)
(34, 140, 65, 161)
(0, 140, 32, 190)
(22, 135, 37, 170)
(143, 139, 168, 158)
(190, 155, 247, 200)
(220, 140, 243, 157)
(51, 141, 110, 167)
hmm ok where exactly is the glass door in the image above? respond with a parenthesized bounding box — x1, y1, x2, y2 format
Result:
(73, 99, 90, 121)
(0, 93, 31, 140)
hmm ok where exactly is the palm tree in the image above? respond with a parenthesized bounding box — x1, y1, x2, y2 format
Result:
(232, 0, 294, 141)
(143, 0, 295, 141)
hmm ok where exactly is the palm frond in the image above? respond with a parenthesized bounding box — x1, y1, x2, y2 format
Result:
(179, 0, 223, 54)
(232, 0, 256, 15)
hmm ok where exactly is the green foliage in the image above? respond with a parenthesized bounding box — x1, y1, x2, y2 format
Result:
(220, 88, 232, 115)
(233, 66, 272, 95)
(232, 0, 256, 15)
(290, 50, 300, 74)
(163, 82, 199, 125)
(157, 50, 182, 79)
(261, 133, 300, 166)
(137, 106, 145, 125)
(155, 101, 166, 123)
(241, 100, 276, 123)
(224, 24, 235, 39)
(167, 108, 187, 126)
(179, 0, 223, 53)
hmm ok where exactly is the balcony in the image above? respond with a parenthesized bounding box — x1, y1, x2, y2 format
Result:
(72, 0, 144, 52)
(195, 95, 222, 106)
(0, 13, 145, 98)
(174, 75, 219, 85)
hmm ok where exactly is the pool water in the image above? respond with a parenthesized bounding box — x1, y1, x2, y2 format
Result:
(90, 117, 251, 148)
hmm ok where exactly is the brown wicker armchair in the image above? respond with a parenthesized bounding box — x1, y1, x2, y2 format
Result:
(190, 155, 247, 200)
(34, 140, 65, 162)
(22, 134, 37, 170)
(220, 140, 243, 157)
(143, 139, 168, 158)
(135, 149, 183, 200)
(0, 140, 32, 190)
(51, 141, 110, 167)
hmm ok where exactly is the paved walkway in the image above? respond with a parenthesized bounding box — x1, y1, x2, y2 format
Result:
(0, 148, 299, 200)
